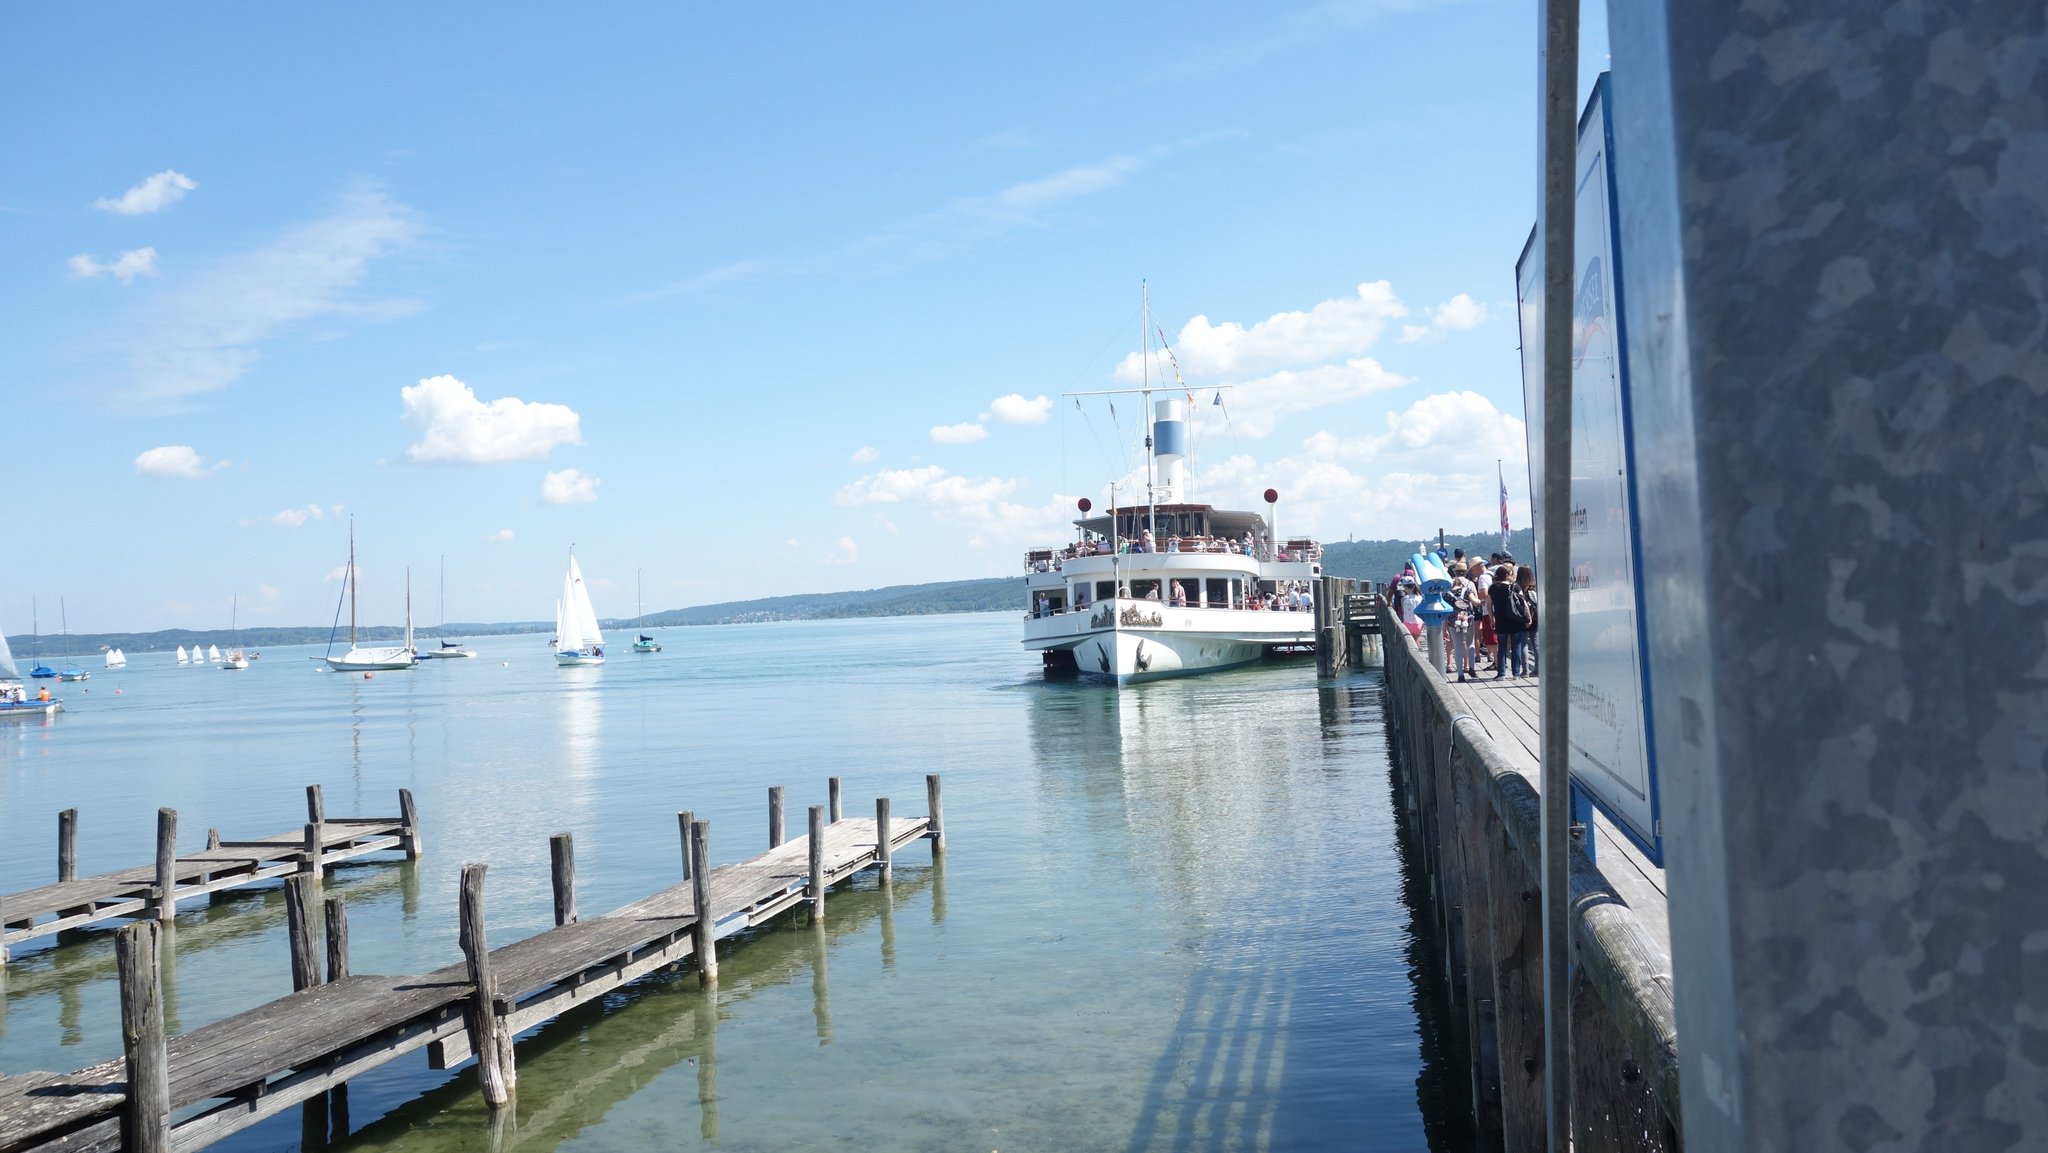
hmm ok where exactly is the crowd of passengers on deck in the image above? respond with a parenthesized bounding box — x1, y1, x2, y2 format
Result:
(1026, 528, 1319, 572)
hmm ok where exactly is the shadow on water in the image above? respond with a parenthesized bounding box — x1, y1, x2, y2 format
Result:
(1382, 679, 1479, 1153)
(306, 864, 938, 1153)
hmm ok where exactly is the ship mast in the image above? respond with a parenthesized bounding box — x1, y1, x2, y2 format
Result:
(1143, 282, 1157, 546)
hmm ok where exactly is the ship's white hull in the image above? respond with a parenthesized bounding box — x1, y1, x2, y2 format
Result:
(556, 649, 605, 666)
(0, 700, 61, 720)
(1024, 601, 1314, 685)
(323, 646, 418, 672)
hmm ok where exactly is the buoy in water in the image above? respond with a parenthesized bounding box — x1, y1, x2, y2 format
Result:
(363, 672, 374, 680)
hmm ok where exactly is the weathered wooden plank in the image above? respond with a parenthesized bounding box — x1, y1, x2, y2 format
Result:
(285, 875, 319, 992)
(769, 786, 785, 849)
(458, 863, 514, 1107)
(324, 895, 349, 983)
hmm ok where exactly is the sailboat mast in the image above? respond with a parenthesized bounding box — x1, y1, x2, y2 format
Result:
(348, 519, 358, 646)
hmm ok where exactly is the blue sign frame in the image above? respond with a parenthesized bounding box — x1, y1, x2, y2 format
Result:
(1513, 73, 1665, 866)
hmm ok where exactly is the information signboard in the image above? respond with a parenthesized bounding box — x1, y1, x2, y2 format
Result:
(1514, 74, 1664, 864)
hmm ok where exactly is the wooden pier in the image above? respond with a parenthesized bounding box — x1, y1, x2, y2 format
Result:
(0, 787, 420, 964)
(1372, 613, 1679, 1151)
(0, 776, 941, 1153)
(1313, 576, 1382, 676)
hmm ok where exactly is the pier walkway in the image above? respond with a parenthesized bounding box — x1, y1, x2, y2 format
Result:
(0, 782, 938, 1153)
(0, 789, 420, 963)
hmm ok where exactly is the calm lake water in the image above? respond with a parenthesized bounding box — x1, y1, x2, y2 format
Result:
(0, 613, 1471, 1151)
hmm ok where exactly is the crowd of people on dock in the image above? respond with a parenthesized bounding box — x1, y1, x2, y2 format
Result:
(1389, 547, 1538, 682)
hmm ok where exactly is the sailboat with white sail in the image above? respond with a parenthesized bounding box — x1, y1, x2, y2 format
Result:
(554, 552, 606, 666)
(103, 646, 126, 669)
(0, 624, 61, 719)
(222, 595, 250, 670)
(176, 645, 190, 665)
(320, 522, 419, 672)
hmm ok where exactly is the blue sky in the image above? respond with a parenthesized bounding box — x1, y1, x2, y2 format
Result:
(4, 2, 1608, 633)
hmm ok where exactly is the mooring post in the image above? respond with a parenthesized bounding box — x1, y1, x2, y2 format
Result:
(204, 828, 224, 905)
(325, 893, 350, 982)
(285, 874, 320, 991)
(303, 822, 323, 879)
(116, 920, 170, 1153)
(306, 783, 325, 827)
(154, 808, 178, 922)
(459, 863, 515, 1106)
(925, 774, 945, 854)
(769, 786, 785, 849)
(828, 776, 842, 824)
(397, 788, 423, 859)
(678, 810, 695, 880)
(58, 808, 77, 881)
(875, 797, 892, 883)
(550, 832, 577, 927)
(807, 804, 826, 922)
(690, 819, 717, 985)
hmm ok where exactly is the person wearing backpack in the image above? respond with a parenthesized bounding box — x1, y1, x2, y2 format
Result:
(1515, 565, 1539, 677)
(1447, 571, 1479, 680)
(1488, 563, 1528, 678)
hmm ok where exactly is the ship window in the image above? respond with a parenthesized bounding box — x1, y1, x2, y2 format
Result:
(1204, 578, 1228, 607)
(1130, 579, 1161, 601)
(1096, 580, 1115, 602)
(1073, 583, 1092, 607)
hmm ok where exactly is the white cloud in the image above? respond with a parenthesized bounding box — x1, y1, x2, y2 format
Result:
(850, 445, 880, 464)
(1400, 293, 1491, 343)
(1190, 391, 1530, 542)
(1118, 281, 1408, 380)
(123, 183, 421, 400)
(271, 504, 327, 527)
(1433, 293, 1487, 330)
(824, 536, 859, 565)
(929, 421, 988, 444)
(834, 465, 1016, 507)
(400, 375, 583, 463)
(485, 528, 516, 543)
(133, 445, 226, 478)
(324, 565, 352, 583)
(1225, 357, 1408, 437)
(874, 514, 899, 535)
(95, 170, 197, 215)
(70, 247, 160, 284)
(541, 468, 600, 504)
(984, 393, 1051, 424)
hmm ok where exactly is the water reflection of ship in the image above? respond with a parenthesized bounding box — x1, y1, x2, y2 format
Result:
(318, 863, 939, 1151)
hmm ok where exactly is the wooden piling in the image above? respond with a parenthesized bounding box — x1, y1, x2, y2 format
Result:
(807, 805, 825, 922)
(550, 833, 577, 927)
(875, 798, 892, 884)
(324, 894, 350, 983)
(303, 821, 323, 879)
(769, 786, 785, 849)
(58, 808, 77, 882)
(285, 874, 320, 992)
(154, 808, 178, 922)
(925, 774, 945, 853)
(828, 776, 842, 824)
(459, 863, 515, 1106)
(690, 820, 716, 985)
(306, 784, 326, 826)
(398, 788, 423, 858)
(116, 920, 171, 1153)
(678, 810, 695, 880)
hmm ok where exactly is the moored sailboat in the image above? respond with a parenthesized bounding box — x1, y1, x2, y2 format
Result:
(320, 522, 419, 672)
(104, 647, 127, 669)
(222, 595, 250, 670)
(417, 556, 476, 658)
(631, 569, 661, 652)
(176, 645, 190, 665)
(555, 552, 606, 666)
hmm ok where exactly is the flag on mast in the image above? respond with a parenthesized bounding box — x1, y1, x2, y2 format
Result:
(1498, 461, 1512, 555)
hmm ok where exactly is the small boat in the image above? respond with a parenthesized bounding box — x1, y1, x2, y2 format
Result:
(53, 600, 88, 679)
(417, 557, 476, 658)
(29, 600, 54, 679)
(0, 625, 60, 719)
(222, 596, 250, 670)
(103, 647, 127, 669)
(176, 645, 190, 664)
(207, 644, 222, 664)
(57, 667, 89, 682)
(320, 521, 419, 672)
(632, 571, 660, 652)
(555, 551, 606, 666)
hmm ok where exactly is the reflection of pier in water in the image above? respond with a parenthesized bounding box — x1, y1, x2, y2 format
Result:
(322, 863, 941, 1152)
(1026, 676, 1455, 1150)
(0, 864, 414, 1046)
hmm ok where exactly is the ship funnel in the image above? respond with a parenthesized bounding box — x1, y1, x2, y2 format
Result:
(1153, 398, 1186, 502)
